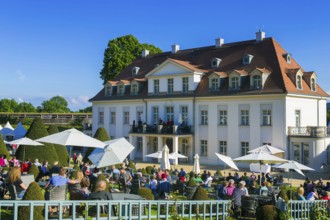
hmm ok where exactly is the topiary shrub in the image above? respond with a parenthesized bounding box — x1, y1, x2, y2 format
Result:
(47, 125, 69, 166)
(18, 182, 45, 220)
(29, 164, 40, 179)
(187, 178, 197, 187)
(192, 186, 209, 200)
(256, 205, 280, 220)
(215, 170, 223, 177)
(185, 178, 197, 200)
(137, 188, 154, 200)
(0, 134, 10, 159)
(141, 168, 147, 175)
(145, 166, 153, 174)
(189, 171, 195, 179)
(128, 160, 136, 171)
(15, 118, 59, 165)
(83, 127, 110, 162)
(91, 174, 109, 192)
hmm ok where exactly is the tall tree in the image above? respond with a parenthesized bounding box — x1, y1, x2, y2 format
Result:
(0, 98, 18, 112)
(16, 102, 36, 112)
(47, 125, 69, 166)
(0, 134, 10, 159)
(41, 95, 70, 113)
(100, 34, 162, 83)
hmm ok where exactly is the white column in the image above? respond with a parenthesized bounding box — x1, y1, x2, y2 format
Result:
(173, 136, 179, 165)
(142, 136, 147, 162)
(129, 135, 135, 160)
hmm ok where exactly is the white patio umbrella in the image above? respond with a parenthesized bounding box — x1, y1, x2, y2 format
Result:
(248, 144, 285, 155)
(169, 152, 187, 159)
(215, 152, 239, 171)
(273, 160, 314, 198)
(7, 137, 43, 161)
(146, 151, 176, 159)
(88, 138, 135, 168)
(160, 145, 171, 170)
(36, 128, 106, 157)
(192, 154, 201, 174)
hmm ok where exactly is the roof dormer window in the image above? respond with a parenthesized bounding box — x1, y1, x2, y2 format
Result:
(210, 78, 219, 91)
(131, 83, 138, 95)
(296, 75, 302, 90)
(211, 58, 221, 68)
(132, 66, 140, 76)
(311, 77, 316, 91)
(118, 84, 124, 96)
(105, 85, 112, 96)
(252, 75, 262, 89)
(243, 54, 253, 65)
(230, 76, 240, 90)
(283, 53, 291, 64)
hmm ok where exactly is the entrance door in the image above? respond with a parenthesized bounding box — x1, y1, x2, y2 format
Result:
(166, 138, 173, 153)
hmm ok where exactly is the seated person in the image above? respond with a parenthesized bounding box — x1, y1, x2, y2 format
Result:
(49, 161, 60, 177)
(306, 188, 319, 201)
(226, 179, 236, 197)
(45, 167, 78, 188)
(9, 156, 20, 167)
(203, 172, 213, 188)
(193, 174, 203, 184)
(248, 180, 258, 195)
(78, 177, 91, 199)
(297, 187, 305, 200)
(7, 167, 27, 198)
(34, 159, 42, 168)
(232, 180, 249, 208)
(217, 180, 228, 200)
(88, 180, 115, 215)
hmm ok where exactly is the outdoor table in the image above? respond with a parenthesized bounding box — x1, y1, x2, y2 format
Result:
(242, 194, 274, 208)
(111, 193, 143, 200)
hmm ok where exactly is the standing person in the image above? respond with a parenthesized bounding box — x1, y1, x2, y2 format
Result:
(120, 167, 132, 192)
(0, 155, 5, 167)
(201, 170, 208, 182)
(7, 167, 27, 198)
(76, 153, 83, 166)
(34, 159, 42, 168)
(73, 153, 77, 164)
(232, 180, 249, 209)
(226, 179, 236, 197)
(150, 175, 158, 198)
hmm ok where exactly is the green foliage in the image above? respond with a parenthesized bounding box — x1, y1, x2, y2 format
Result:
(92, 174, 109, 192)
(256, 205, 280, 220)
(311, 205, 330, 220)
(18, 182, 45, 220)
(141, 168, 147, 175)
(128, 160, 136, 171)
(215, 170, 223, 177)
(15, 118, 59, 165)
(189, 171, 195, 179)
(78, 106, 92, 113)
(0, 98, 18, 112)
(47, 125, 69, 166)
(100, 34, 162, 83)
(192, 186, 208, 200)
(40, 96, 70, 113)
(137, 187, 154, 200)
(29, 164, 40, 179)
(0, 135, 10, 159)
(145, 166, 153, 174)
(83, 127, 110, 162)
(16, 102, 36, 112)
(70, 164, 80, 179)
(187, 178, 197, 187)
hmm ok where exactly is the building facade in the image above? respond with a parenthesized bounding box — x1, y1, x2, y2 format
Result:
(90, 32, 330, 170)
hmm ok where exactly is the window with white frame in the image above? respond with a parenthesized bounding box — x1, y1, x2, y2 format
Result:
(98, 111, 104, 125)
(166, 106, 174, 122)
(153, 138, 158, 152)
(211, 78, 219, 91)
(296, 75, 302, 89)
(241, 142, 249, 156)
(201, 140, 208, 156)
(295, 110, 301, 127)
(124, 111, 130, 124)
(311, 78, 316, 91)
(105, 85, 112, 96)
(231, 76, 239, 90)
(137, 137, 142, 152)
(131, 83, 138, 95)
(137, 111, 143, 122)
(252, 75, 262, 89)
(152, 107, 159, 124)
(219, 110, 227, 125)
(110, 111, 116, 124)
(154, 79, 159, 94)
(182, 139, 188, 155)
(240, 110, 249, 126)
(180, 106, 188, 125)
(200, 110, 208, 125)
(182, 77, 189, 93)
(168, 78, 174, 94)
(118, 84, 124, 96)
(219, 141, 227, 155)
(262, 110, 272, 126)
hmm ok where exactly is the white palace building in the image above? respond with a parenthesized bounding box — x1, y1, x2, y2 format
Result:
(90, 31, 330, 171)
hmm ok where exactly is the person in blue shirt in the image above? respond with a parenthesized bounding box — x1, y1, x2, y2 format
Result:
(45, 167, 78, 188)
(178, 168, 186, 178)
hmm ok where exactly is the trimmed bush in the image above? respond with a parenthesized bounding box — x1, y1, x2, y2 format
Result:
(256, 205, 280, 220)
(215, 170, 223, 177)
(83, 127, 110, 162)
(29, 164, 40, 179)
(145, 166, 153, 174)
(137, 188, 154, 200)
(91, 174, 109, 192)
(0, 134, 10, 159)
(189, 171, 195, 179)
(187, 178, 197, 187)
(141, 168, 147, 175)
(128, 160, 136, 171)
(47, 125, 69, 166)
(192, 186, 209, 200)
(15, 118, 59, 165)
(18, 182, 45, 220)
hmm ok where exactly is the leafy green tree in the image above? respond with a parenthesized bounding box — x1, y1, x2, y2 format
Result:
(78, 106, 92, 113)
(47, 125, 69, 166)
(41, 95, 70, 113)
(18, 182, 45, 220)
(15, 118, 59, 165)
(0, 98, 18, 112)
(16, 102, 36, 112)
(100, 34, 162, 83)
(83, 127, 110, 162)
(0, 134, 10, 159)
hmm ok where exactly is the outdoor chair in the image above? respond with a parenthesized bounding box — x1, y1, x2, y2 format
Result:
(130, 179, 140, 194)
(49, 185, 67, 201)
(241, 197, 257, 217)
(8, 184, 22, 200)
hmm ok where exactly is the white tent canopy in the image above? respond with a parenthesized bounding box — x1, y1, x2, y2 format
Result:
(0, 121, 14, 137)
(4, 121, 14, 130)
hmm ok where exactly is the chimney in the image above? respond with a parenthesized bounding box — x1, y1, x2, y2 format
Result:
(215, 38, 224, 48)
(256, 30, 265, 42)
(171, 44, 180, 54)
(142, 49, 149, 58)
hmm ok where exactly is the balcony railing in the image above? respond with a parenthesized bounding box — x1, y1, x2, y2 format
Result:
(288, 126, 328, 137)
(0, 199, 231, 220)
(130, 124, 193, 135)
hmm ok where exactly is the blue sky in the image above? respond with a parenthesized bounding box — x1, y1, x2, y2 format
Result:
(1, 1, 330, 111)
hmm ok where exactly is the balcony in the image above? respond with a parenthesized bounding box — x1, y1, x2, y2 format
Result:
(130, 124, 193, 135)
(288, 126, 329, 137)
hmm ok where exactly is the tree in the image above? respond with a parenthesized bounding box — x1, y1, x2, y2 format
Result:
(47, 125, 69, 166)
(83, 127, 110, 162)
(100, 34, 162, 83)
(0, 134, 10, 159)
(16, 102, 36, 112)
(0, 98, 18, 112)
(41, 95, 70, 113)
(15, 118, 59, 165)
(78, 106, 92, 113)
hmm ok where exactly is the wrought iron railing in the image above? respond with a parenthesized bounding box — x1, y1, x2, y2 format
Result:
(130, 124, 193, 135)
(288, 126, 328, 137)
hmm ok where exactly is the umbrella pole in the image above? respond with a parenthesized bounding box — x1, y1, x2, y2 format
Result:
(69, 146, 72, 165)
